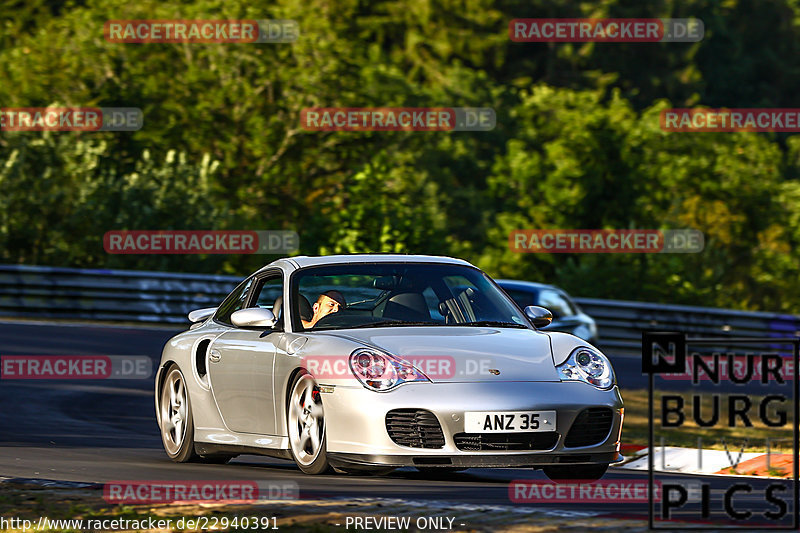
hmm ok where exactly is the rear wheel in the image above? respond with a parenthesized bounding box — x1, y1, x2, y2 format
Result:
(159, 365, 198, 463)
(287, 372, 330, 474)
(542, 463, 609, 483)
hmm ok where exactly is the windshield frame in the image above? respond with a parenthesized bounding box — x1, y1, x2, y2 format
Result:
(288, 261, 533, 332)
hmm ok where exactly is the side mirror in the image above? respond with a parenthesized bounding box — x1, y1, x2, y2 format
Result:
(188, 307, 217, 323)
(524, 305, 553, 328)
(231, 308, 277, 329)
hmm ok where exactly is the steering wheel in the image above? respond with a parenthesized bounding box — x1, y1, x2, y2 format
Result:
(311, 310, 355, 328)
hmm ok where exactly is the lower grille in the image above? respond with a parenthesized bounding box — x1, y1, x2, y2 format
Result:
(564, 408, 613, 447)
(386, 409, 445, 449)
(453, 432, 559, 451)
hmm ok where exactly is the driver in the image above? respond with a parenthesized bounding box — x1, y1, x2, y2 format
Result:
(302, 290, 347, 328)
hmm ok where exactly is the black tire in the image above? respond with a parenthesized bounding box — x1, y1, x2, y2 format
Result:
(158, 365, 198, 463)
(287, 371, 331, 474)
(542, 463, 609, 483)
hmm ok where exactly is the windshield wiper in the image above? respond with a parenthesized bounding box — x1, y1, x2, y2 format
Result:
(350, 320, 440, 329)
(453, 320, 527, 328)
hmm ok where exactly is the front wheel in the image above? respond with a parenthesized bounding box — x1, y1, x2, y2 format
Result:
(159, 365, 197, 463)
(287, 372, 330, 474)
(542, 463, 609, 483)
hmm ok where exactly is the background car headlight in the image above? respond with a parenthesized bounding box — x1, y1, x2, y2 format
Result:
(349, 348, 430, 391)
(556, 346, 615, 389)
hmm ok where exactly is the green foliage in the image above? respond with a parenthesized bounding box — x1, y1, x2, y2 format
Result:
(0, 132, 221, 271)
(2, 0, 800, 311)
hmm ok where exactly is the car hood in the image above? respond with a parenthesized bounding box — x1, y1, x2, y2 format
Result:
(327, 326, 560, 383)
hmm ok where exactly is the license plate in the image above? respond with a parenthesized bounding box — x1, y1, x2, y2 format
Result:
(464, 411, 556, 433)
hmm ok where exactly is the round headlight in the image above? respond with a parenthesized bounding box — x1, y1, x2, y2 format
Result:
(350, 350, 396, 389)
(357, 353, 371, 368)
(557, 346, 615, 390)
(348, 348, 430, 392)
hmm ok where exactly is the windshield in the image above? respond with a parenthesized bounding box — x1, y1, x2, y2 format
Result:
(290, 262, 529, 331)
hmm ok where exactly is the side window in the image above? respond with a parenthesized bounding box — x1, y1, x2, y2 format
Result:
(214, 277, 254, 325)
(252, 274, 284, 317)
(538, 289, 575, 319)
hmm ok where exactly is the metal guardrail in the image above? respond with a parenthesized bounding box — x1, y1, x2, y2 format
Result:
(0, 264, 238, 324)
(1, 264, 797, 356)
(575, 298, 800, 356)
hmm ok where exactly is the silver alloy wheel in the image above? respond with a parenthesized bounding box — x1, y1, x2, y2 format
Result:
(288, 375, 324, 466)
(160, 367, 188, 456)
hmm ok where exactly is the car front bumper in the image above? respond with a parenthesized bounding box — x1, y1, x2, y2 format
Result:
(328, 451, 624, 469)
(321, 380, 624, 466)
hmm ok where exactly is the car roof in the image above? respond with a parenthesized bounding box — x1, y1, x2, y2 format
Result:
(262, 253, 474, 272)
(495, 279, 560, 291)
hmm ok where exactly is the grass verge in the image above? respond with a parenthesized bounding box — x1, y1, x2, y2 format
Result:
(620, 388, 793, 453)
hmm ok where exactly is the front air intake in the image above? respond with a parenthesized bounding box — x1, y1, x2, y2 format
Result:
(564, 408, 613, 447)
(385, 409, 445, 449)
(453, 432, 559, 451)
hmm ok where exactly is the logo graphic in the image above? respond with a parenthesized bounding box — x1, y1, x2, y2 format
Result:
(643, 332, 686, 374)
(0, 107, 143, 131)
(510, 479, 661, 503)
(644, 332, 799, 529)
(103, 230, 299, 254)
(661, 109, 800, 132)
(300, 107, 495, 132)
(1, 355, 152, 380)
(104, 20, 299, 44)
(509, 18, 704, 43)
(509, 229, 704, 254)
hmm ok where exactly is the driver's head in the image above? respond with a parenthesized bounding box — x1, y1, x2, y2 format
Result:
(312, 290, 346, 321)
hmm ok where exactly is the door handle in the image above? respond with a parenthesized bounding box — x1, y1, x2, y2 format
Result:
(209, 349, 221, 363)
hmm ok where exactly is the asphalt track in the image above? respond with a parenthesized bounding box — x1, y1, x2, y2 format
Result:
(0, 321, 795, 530)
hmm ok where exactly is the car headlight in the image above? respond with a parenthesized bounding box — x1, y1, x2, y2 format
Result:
(556, 346, 615, 390)
(348, 348, 430, 392)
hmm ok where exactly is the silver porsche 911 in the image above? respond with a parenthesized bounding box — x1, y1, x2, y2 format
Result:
(155, 254, 624, 480)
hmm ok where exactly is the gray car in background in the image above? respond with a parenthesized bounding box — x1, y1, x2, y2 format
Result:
(496, 280, 599, 346)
